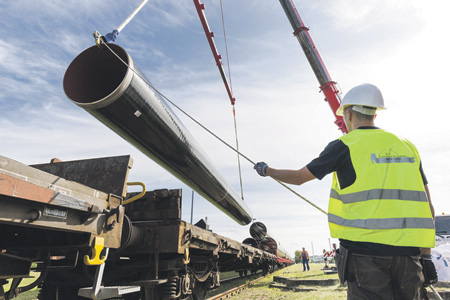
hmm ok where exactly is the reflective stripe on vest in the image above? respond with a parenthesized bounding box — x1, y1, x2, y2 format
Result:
(328, 213, 435, 230)
(329, 188, 428, 204)
(328, 129, 435, 248)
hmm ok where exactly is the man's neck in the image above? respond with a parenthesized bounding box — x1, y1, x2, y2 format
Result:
(350, 120, 375, 131)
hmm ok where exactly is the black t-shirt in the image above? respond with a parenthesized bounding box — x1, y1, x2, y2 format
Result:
(306, 127, 426, 256)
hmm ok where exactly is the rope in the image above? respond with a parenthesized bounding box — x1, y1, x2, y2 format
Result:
(219, 0, 245, 200)
(99, 41, 327, 216)
(233, 106, 244, 200)
(117, 0, 148, 33)
(220, 0, 233, 96)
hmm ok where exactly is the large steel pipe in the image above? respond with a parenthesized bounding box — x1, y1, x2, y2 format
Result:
(242, 237, 258, 248)
(249, 221, 291, 259)
(63, 44, 252, 225)
(249, 222, 269, 241)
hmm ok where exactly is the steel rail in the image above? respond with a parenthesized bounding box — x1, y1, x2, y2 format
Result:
(207, 275, 266, 300)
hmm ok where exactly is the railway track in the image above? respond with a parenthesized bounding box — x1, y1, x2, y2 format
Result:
(206, 273, 266, 300)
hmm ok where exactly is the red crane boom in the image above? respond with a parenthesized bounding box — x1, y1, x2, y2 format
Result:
(193, 0, 235, 106)
(279, 0, 347, 133)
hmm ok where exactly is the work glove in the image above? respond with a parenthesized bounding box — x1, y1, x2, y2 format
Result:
(254, 162, 268, 177)
(420, 254, 438, 286)
(104, 29, 119, 43)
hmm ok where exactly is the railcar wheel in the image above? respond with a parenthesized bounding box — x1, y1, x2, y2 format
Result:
(191, 282, 207, 300)
(262, 265, 269, 276)
(141, 285, 163, 300)
(122, 292, 142, 300)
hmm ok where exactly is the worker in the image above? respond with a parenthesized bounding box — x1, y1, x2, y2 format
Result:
(301, 247, 310, 271)
(254, 83, 437, 299)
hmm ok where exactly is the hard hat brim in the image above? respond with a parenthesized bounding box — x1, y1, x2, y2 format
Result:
(336, 104, 386, 117)
(336, 104, 345, 116)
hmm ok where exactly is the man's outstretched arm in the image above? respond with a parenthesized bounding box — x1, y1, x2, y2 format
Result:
(254, 162, 316, 185)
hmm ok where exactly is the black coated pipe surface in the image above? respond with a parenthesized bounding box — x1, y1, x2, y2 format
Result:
(249, 221, 268, 241)
(250, 221, 290, 259)
(63, 44, 252, 225)
(242, 237, 258, 248)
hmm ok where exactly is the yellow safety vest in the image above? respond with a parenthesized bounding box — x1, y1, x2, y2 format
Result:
(328, 129, 435, 248)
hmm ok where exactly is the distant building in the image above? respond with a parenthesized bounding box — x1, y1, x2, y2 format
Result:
(310, 255, 324, 263)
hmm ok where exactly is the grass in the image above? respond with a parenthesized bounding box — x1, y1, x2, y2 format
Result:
(223, 263, 348, 300)
(223, 263, 450, 300)
(6, 263, 447, 299)
(3, 272, 40, 300)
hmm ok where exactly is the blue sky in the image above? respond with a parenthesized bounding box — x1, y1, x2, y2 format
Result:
(1, 0, 449, 257)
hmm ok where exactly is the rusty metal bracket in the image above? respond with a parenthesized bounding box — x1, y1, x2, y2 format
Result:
(182, 229, 192, 246)
(219, 239, 229, 251)
(104, 194, 124, 231)
(104, 204, 123, 231)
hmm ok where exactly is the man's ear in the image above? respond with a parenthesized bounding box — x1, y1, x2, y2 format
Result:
(345, 109, 352, 122)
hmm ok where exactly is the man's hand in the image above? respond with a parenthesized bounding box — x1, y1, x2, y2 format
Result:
(421, 254, 438, 286)
(254, 162, 268, 177)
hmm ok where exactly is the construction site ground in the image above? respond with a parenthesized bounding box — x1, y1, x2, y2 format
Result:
(221, 263, 346, 300)
(223, 263, 450, 300)
(7, 263, 449, 299)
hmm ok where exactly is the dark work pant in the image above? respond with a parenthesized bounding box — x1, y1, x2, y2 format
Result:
(302, 259, 309, 271)
(337, 248, 425, 300)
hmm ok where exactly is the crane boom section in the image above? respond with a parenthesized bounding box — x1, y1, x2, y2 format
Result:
(280, 0, 347, 133)
(193, 0, 235, 105)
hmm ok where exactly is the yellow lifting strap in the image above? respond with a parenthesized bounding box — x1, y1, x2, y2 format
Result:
(84, 237, 107, 266)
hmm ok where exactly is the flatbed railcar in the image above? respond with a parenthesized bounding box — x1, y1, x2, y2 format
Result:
(0, 155, 276, 300)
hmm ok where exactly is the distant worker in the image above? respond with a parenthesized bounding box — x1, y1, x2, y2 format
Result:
(254, 84, 437, 299)
(301, 247, 310, 271)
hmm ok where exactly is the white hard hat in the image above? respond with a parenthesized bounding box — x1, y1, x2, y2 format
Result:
(336, 83, 386, 116)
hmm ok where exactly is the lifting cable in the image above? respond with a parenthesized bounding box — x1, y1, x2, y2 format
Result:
(96, 0, 148, 45)
(219, 0, 245, 201)
(95, 40, 327, 216)
(92, 0, 327, 216)
(193, 0, 245, 201)
(191, 1, 326, 214)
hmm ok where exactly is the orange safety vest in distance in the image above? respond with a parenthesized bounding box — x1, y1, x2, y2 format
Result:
(301, 250, 309, 260)
(328, 129, 435, 248)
